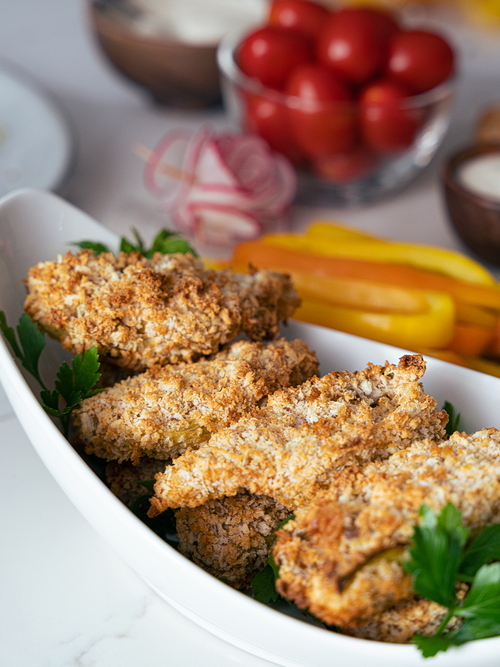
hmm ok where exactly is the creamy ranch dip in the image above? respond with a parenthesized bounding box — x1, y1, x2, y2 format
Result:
(127, 0, 266, 44)
(458, 153, 500, 204)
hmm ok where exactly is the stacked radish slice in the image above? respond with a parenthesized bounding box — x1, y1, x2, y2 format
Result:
(143, 126, 297, 246)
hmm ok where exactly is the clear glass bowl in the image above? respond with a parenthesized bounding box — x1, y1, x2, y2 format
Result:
(217, 29, 456, 206)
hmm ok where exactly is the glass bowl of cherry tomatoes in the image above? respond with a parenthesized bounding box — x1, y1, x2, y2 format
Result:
(217, 0, 456, 205)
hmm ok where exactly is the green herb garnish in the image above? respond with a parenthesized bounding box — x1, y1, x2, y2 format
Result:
(130, 479, 178, 544)
(0, 310, 103, 436)
(443, 401, 461, 437)
(251, 515, 295, 604)
(72, 227, 197, 258)
(251, 554, 281, 604)
(405, 503, 500, 657)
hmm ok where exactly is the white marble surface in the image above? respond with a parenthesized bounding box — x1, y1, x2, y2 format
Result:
(1, 1, 500, 666)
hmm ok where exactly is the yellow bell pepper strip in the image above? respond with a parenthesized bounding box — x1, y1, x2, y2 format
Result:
(285, 271, 433, 314)
(306, 221, 387, 242)
(232, 262, 432, 314)
(464, 355, 500, 378)
(262, 233, 497, 286)
(231, 241, 500, 311)
(448, 322, 494, 356)
(292, 293, 455, 350)
(201, 258, 231, 271)
(305, 222, 498, 286)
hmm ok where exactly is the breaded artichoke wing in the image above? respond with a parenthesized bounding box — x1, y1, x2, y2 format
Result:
(273, 429, 500, 637)
(73, 338, 318, 463)
(176, 491, 290, 589)
(24, 250, 300, 371)
(149, 355, 447, 516)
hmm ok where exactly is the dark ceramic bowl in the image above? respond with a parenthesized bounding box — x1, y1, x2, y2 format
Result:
(443, 144, 500, 267)
(89, 1, 221, 108)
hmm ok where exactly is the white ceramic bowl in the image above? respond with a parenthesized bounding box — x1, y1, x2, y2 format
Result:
(2, 188, 500, 667)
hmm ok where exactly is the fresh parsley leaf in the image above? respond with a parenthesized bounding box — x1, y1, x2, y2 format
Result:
(407, 504, 500, 657)
(405, 503, 468, 609)
(412, 633, 458, 658)
(1, 311, 103, 436)
(456, 563, 500, 621)
(71, 240, 110, 255)
(71, 347, 102, 398)
(1, 311, 47, 388)
(251, 560, 280, 604)
(120, 237, 137, 254)
(443, 401, 461, 437)
(460, 525, 500, 579)
(40, 388, 60, 412)
(72, 228, 197, 260)
(17, 314, 47, 383)
(119, 227, 197, 258)
(137, 479, 155, 493)
(277, 515, 295, 530)
(146, 230, 197, 257)
(448, 616, 500, 643)
(413, 615, 500, 658)
(0, 310, 23, 358)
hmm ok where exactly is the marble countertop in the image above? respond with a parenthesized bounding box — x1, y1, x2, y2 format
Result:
(1, 2, 500, 666)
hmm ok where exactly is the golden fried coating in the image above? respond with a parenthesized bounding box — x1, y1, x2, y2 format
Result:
(347, 591, 465, 643)
(24, 250, 299, 371)
(73, 338, 318, 463)
(106, 457, 166, 507)
(149, 355, 447, 516)
(274, 429, 500, 636)
(176, 490, 290, 589)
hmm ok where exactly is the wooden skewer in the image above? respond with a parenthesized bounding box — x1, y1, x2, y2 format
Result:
(133, 142, 198, 185)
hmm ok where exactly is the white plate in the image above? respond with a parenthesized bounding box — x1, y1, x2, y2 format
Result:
(0, 62, 73, 197)
(1, 188, 500, 667)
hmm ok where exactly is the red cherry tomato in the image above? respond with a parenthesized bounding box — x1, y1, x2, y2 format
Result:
(243, 93, 303, 164)
(314, 146, 378, 183)
(285, 64, 356, 158)
(387, 30, 454, 93)
(360, 79, 425, 154)
(268, 0, 330, 40)
(316, 8, 396, 84)
(238, 27, 311, 89)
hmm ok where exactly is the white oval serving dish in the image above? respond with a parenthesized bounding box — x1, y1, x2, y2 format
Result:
(1, 188, 500, 667)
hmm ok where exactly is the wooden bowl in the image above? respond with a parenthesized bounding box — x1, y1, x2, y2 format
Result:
(443, 144, 500, 267)
(89, 2, 221, 108)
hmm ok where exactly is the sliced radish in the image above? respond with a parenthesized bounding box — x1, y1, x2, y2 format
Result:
(174, 202, 262, 247)
(143, 125, 297, 246)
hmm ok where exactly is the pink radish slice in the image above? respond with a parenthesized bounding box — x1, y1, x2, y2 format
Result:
(144, 125, 297, 245)
(143, 129, 192, 201)
(173, 201, 262, 247)
(145, 127, 211, 212)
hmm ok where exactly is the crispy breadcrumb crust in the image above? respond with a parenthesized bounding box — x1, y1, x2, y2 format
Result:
(24, 250, 300, 371)
(274, 429, 500, 635)
(347, 591, 466, 643)
(149, 355, 447, 516)
(106, 457, 166, 507)
(73, 338, 318, 463)
(176, 490, 290, 589)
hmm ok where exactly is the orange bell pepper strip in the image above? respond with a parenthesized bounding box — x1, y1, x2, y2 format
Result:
(448, 322, 494, 356)
(292, 294, 455, 350)
(232, 241, 500, 311)
(262, 233, 497, 286)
